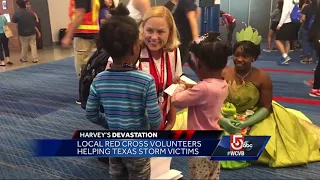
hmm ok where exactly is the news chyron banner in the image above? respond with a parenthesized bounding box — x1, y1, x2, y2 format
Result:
(33, 130, 270, 161)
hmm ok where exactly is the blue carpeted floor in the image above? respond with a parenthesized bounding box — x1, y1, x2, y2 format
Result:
(0, 50, 319, 179)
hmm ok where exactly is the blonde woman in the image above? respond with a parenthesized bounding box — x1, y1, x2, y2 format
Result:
(106, 6, 185, 130)
(138, 6, 183, 130)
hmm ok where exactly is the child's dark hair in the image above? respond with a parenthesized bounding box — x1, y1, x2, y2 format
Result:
(99, 3, 139, 58)
(233, 41, 261, 61)
(16, 0, 26, 8)
(189, 32, 232, 71)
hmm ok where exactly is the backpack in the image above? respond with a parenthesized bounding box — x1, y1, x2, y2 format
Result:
(79, 49, 110, 110)
(290, 1, 301, 23)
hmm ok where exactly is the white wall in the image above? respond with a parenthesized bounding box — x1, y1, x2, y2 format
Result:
(48, 0, 69, 42)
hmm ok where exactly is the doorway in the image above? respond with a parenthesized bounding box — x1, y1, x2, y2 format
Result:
(29, 0, 53, 47)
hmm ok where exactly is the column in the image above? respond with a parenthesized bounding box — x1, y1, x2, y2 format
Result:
(199, 0, 220, 35)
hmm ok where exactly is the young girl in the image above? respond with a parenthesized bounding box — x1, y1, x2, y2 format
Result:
(86, 4, 161, 179)
(171, 32, 232, 179)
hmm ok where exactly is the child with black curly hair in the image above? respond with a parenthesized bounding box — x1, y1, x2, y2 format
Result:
(171, 32, 232, 179)
(85, 3, 161, 179)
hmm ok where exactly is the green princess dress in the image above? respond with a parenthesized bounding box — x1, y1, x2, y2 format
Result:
(220, 81, 320, 169)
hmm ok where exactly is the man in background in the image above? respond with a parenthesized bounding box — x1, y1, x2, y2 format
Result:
(62, 0, 100, 104)
(165, 0, 178, 13)
(12, 0, 41, 64)
(173, 0, 200, 70)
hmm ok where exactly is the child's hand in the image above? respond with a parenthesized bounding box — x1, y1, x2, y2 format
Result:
(179, 80, 195, 89)
(173, 76, 180, 84)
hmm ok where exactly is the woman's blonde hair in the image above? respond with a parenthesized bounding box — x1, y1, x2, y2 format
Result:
(140, 6, 180, 52)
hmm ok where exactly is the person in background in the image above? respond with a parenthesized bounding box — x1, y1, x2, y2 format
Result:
(127, 0, 150, 24)
(164, 0, 178, 13)
(220, 10, 236, 43)
(99, 0, 115, 25)
(86, 4, 161, 179)
(171, 32, 231, 179)
(264, 0, 283, 52)
(275, 0, 297, 65)
(291, 0, 303, 51)
(306, 1, 320, 97)
(62, 0, 100, 104)
(12, 0, 40, 64)
(300, 0, 318, 64)
(303, 0, 311, 9)
(173, 0, 200, 71)
(297, 0, 310, 56)
(0, 12, 11, 66)
(25, 0, 39, 23)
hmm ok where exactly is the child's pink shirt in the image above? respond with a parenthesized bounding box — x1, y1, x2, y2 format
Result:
(171, 78, 228, 130)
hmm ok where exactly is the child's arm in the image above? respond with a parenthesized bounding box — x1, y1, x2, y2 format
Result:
(86, 81, 107, 127)
(146, 80, 162, 130)
(171, 83, 206, 109)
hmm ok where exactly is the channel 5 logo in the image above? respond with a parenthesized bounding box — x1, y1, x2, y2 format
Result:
(230, 135, 253, 152)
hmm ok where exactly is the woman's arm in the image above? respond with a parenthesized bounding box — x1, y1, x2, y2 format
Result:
(270, 9, 279, 19)
(100, 19, 107, 25)
(300, 5, 307, 23)
(222, 16, 229, 28)
(187, 10, 199, 41)
(3, 16, 7, 25)
(238, 72, 272, 129)
(35, 27, 41, 38)
(164, 101, 176, 130)
(34, 12, 39, 23)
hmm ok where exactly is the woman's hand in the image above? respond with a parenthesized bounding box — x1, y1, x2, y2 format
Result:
(164, 104, 176, 130)
(219, 118, 241, 134)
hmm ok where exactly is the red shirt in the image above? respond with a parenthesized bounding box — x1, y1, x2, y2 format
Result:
(223, 13, 236, 23)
